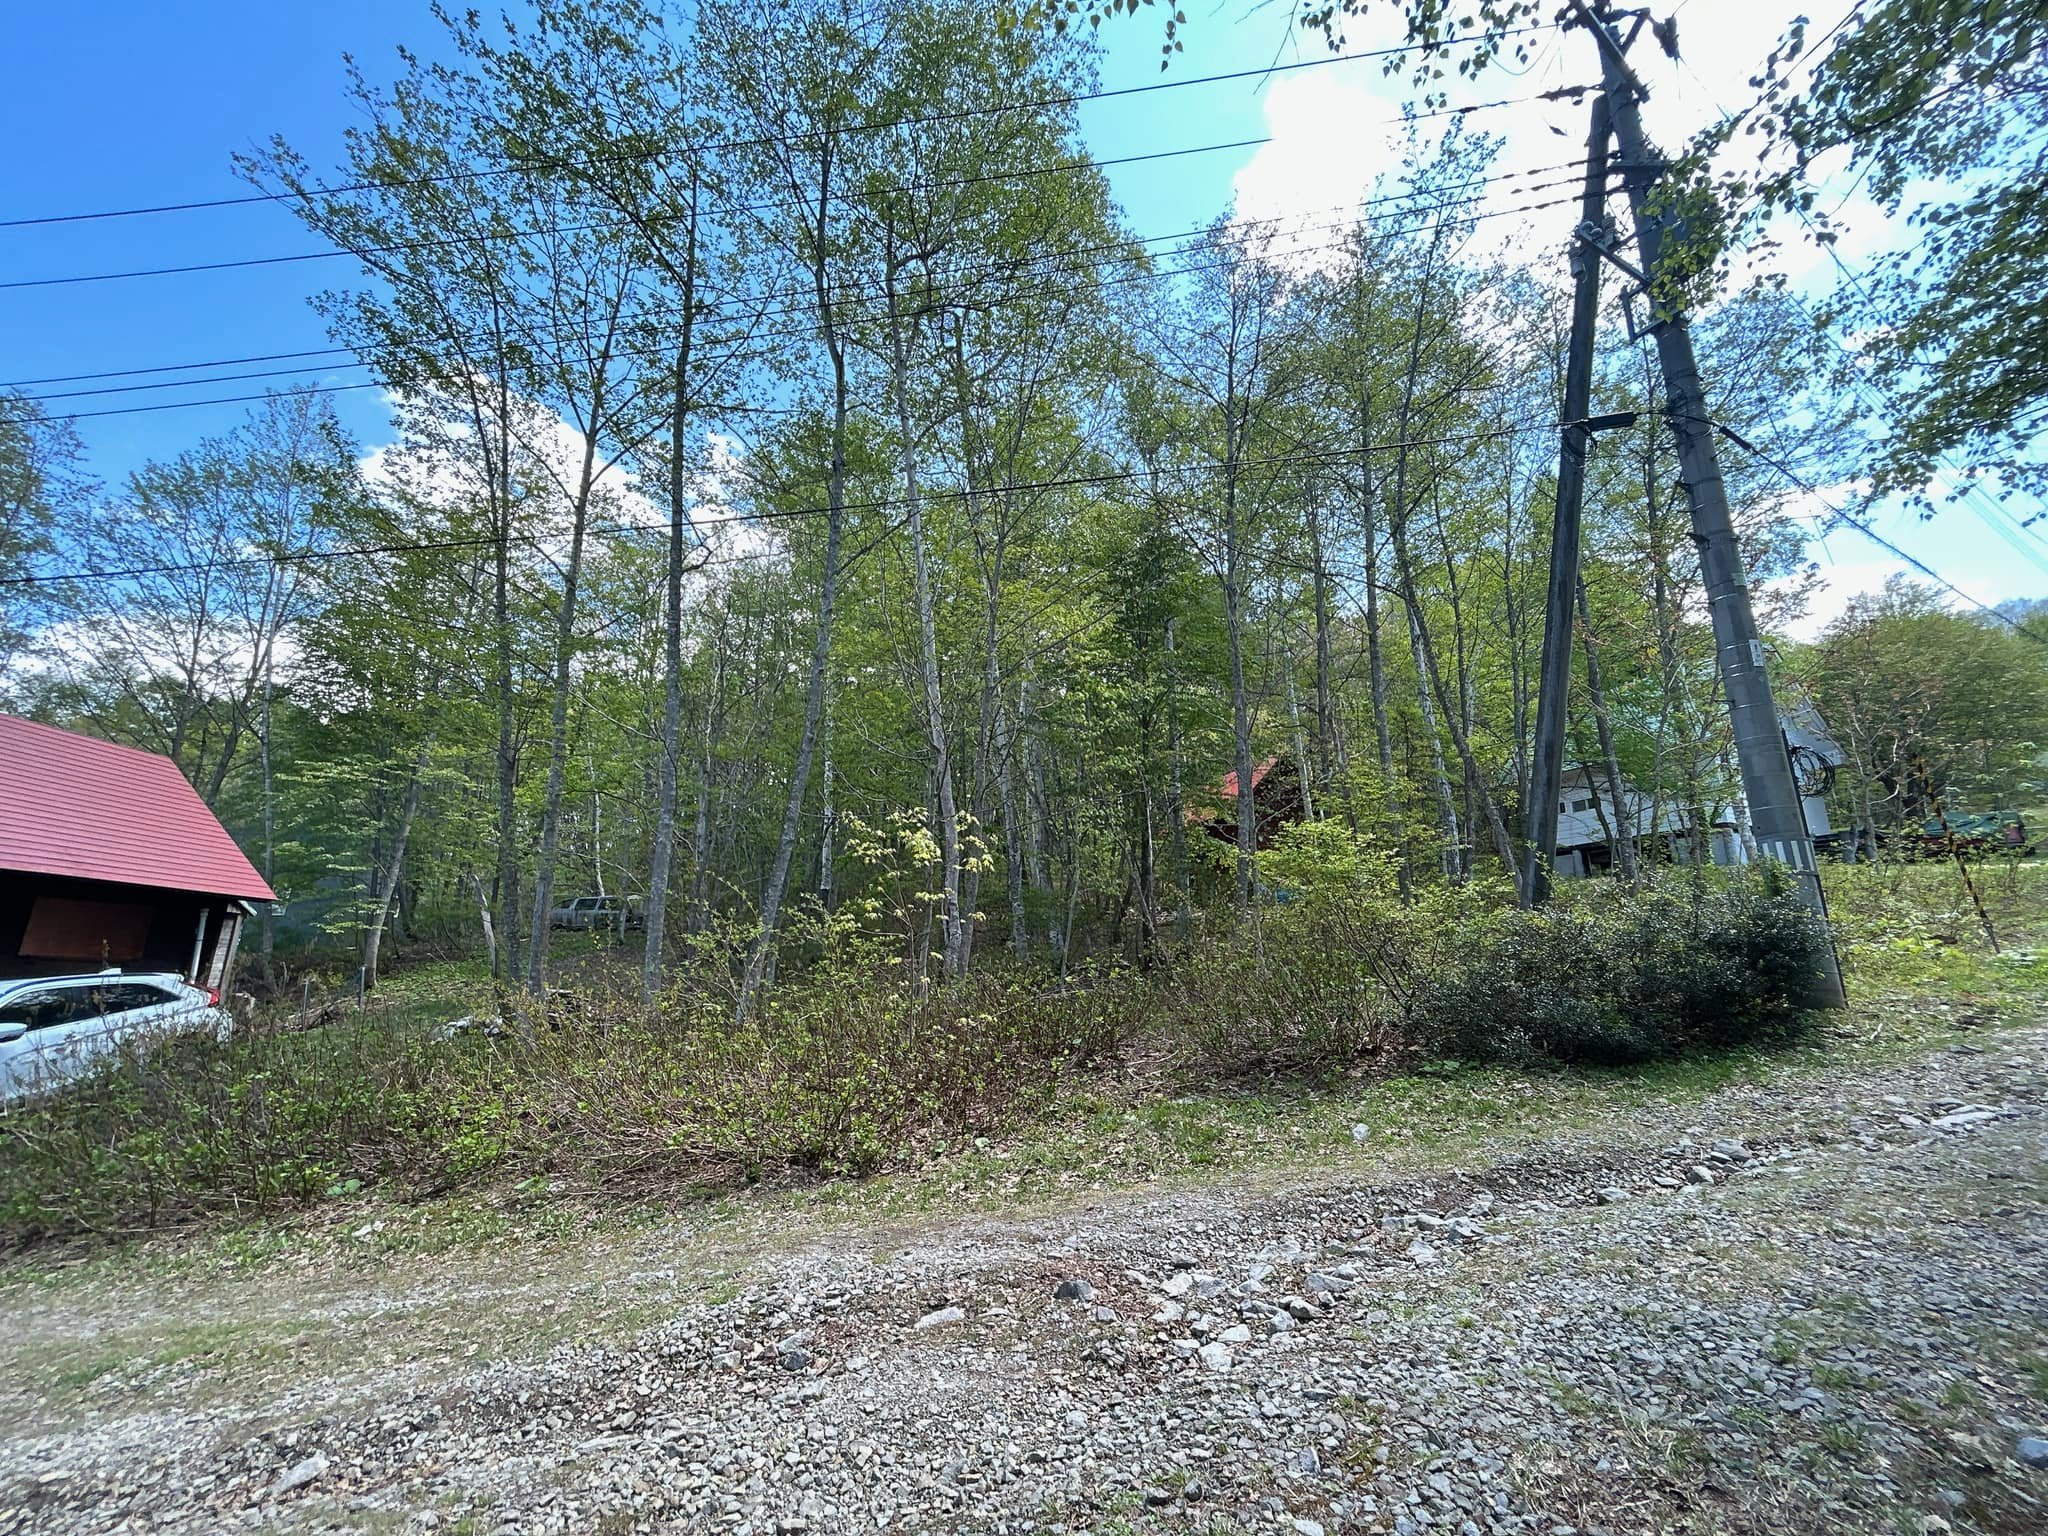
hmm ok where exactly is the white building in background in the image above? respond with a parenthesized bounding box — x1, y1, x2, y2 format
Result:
(1551, 705, 1846, 880)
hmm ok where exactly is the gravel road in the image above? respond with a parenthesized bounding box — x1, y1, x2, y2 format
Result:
(4, 1026, 2045, 1536)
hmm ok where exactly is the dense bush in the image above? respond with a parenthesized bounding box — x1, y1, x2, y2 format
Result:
(1157, 821, 1480, 1075)
(0, 960, 1132, 1243)
(0, 843, 1853, 1246)
(1407, 874, 1832, 1066)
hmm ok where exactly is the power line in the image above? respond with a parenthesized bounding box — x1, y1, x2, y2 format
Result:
(0, 26, 1554, 232)
(0, 132, 1276, 293)
(7, 156, 1588, 391)
(1669, 17, 2048, 570)
(10, 180, 1615, 423)
(8, 154, 1589, 391)
(2, 417, 1597, 590)
(1706, 415, 2048, 647)
(10, 162, 1605, 408)
(1793, 232, 2048, 573)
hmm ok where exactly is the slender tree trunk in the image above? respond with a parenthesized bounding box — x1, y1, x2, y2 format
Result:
(467, 870, 497, 977)
(643, 188, 700, 1000)
(999, 687, 1028, 960)
(1022, 663, 1052, 942)
(1284, 654, 1317, 822)
(738, 164, 848, 1018)
(1132, 772, 1158, 965)
(1164, 618, 1193, 945)
(492, 491, 522, 988)
(259, 661, 276, 984)
(1358, 399, 1406, 890)
(1397, 531, 1519, 879)
(1222, 502, 1258, 906)
(952, 318, 1005, 975)
(1382, 217, 1514, 883)
(689, 631, 727, 933)
(885, 248, 965, 981)
(1058, 757, 1086, 975)
(1306, 496, 1337, 810)
(526, 421, 605, 994)
(818, 683, 836, 912)
(1406, 599, 1463, 880)
(363, 745, 429, 989)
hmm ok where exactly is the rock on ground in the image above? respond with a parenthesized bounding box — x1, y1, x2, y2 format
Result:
(2, 1028, 2046, 1535)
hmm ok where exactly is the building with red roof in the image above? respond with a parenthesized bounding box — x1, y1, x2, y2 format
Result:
(0, 714, 273, 989)
(1186, 752, 1309, 850)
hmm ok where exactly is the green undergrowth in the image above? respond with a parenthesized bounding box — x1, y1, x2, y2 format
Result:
(0, 843, 2040, 1258)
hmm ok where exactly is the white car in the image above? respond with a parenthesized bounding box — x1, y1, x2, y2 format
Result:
(0, 971, 231, 1107)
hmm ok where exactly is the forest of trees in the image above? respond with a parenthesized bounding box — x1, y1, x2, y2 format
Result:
(2, 0, 2045, 1005)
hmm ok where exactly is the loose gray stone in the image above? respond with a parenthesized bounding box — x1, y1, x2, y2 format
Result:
(272, 1453, 327, 1497)
(1053, 1277, 1095, 1302)
(914, 1306, 965, 1330)
(2018, 1435, 2048, 1468)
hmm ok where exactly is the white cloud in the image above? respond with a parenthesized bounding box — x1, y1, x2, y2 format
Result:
(1773, 557, 1902, 641)
(356, 393, 785, 606)
(1225, 3, 1916, 294)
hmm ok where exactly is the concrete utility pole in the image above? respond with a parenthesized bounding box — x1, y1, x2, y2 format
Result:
(1569, 0, 1847, 1006)
(1523, 92, 1613, 908)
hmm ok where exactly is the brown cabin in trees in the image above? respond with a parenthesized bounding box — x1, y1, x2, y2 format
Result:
(1187, 753, 1309, 851)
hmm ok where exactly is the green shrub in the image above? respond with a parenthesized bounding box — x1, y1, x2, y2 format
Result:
(0, 855, 1881, 1249)
(0, 956, 1133, 1244)
(1407, 874, 1831, 1067)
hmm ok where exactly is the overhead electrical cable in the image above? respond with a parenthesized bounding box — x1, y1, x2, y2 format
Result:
(0, 133, 1278, 292)
(1702, 413, 2048, 648)
(1671, 23, 2048, 569)
(7, 179, 1618, 422)
(5, 155, 1594, 391)
(0, 25, 1554, 231)
(1, 416, 1610, 589)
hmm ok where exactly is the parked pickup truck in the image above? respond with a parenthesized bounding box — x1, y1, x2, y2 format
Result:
(547, 894, 644, 931)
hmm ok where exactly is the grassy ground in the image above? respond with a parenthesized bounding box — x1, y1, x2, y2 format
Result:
(2, 863, 2041, 1536)
(0, 864, 2039, 1506)
(1, 860, 2039, 1289)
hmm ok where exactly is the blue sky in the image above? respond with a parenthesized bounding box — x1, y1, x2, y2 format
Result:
(4, 0, 2043, 634)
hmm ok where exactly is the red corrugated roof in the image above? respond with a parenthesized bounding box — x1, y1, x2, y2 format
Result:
(1216, 755, 1282, 801)
(0, 715, 275, 901)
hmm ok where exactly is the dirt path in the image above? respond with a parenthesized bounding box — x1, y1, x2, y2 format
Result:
(3, 1025, 2046, 1536)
